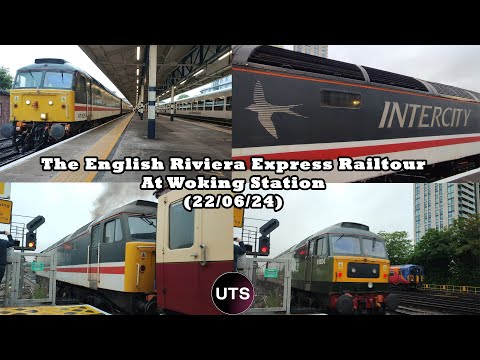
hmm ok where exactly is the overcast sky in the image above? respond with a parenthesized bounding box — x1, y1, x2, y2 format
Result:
(285, 45, 480, 92)
(0, 45, 213, 102)
(0, 183, 156, 252)
(234, 184, 413, 258)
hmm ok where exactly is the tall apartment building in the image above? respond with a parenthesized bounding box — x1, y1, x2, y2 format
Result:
(293, 45, 328, 58)
(413, 183, 479, 244)
(272, 45, 329, 58)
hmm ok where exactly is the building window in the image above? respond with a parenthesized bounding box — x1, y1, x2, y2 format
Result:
(169, 201, 195, 250)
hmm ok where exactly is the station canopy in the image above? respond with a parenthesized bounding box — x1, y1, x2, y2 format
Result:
(79, 45, 232, 105)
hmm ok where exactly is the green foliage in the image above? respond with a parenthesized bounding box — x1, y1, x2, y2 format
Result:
(411, 214, 480, 286)
(177, 94, 189, 99)
(378, 231, 413, 265)
(33, 286, 48, 299)
(0, 66, 13, 90)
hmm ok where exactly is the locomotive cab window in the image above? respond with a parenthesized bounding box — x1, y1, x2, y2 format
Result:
(44, 72, 73, 89)
(316, 237, 326, 256)
(128, 216, 157, 241)
(104, 218, 123, 244)
(389, 270, 394, 276)
(363, 238, 387, 258)
(320, 90, 361, 109)
(169, 201, 195, 249)
(14, 71, 43, 88)
(330, 235, 361, 255)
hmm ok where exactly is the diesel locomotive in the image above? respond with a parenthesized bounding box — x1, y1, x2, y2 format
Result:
(37, 190, 233, 315)
(232, 45, 480, 182)
(272, 222, 399, 314)
(2, 58, 131, 151)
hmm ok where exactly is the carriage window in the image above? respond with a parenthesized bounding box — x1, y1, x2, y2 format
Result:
(43, 72, 73, 89)
(363, 238, 387, 258)
(330, 235, 361, 255)
(226, 96, 232, 111)
(169, 201, 195, 249)
(205, 99, 213, 111)
(197, 100, 204, 110)
(214, 97, 224, 111)
(128, 216, 157, 240)
(104, 218, 123, 243)
(320, 91, 361, 109)
(14, 71, 43, 88)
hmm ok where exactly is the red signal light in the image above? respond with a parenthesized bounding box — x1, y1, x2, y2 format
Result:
(261, 246, 268, 253)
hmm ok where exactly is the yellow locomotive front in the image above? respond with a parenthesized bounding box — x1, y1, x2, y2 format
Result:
(2, 58, 80, 151)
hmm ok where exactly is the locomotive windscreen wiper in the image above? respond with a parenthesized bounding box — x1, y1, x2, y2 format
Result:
(140, 214, 156, 228)
(28, 70, 37, 88)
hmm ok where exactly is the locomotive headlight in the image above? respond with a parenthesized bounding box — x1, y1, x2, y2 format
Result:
(48, 100, 54, 106)
(353, 100, 360, 106)
(351, 267, 356, 273)
(372, 268, 377, 274)
(368, 282, 373, 289)
(40, 113, 47, 120)
(26, 100, 31, 105)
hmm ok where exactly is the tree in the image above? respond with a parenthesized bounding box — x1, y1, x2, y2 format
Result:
(410, 214, 480, 286)
(378, 231, 413, 265)
(177, 94, 189, 100)
(0, 66, 13, 90)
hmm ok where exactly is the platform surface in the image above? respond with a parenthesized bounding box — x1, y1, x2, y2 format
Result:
(0, 113, 231, 182)
(0, 304, 108, 315)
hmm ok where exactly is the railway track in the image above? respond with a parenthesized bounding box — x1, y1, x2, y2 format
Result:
(0, 115, 128, 168)
(393, 290, 480, 315)
(159, 113, 231, 127)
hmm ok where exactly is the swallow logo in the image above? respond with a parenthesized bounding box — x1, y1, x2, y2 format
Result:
(246, 81, 306, 139)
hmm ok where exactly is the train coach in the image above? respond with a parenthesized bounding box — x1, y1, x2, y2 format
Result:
(271, 222, 399, 314)
(37, 190, 233, 315)
(389, 264, 424, 289)
(232, 45, 480, 182)
(157, 88, 231, 125)
(2, 58, 131, 151)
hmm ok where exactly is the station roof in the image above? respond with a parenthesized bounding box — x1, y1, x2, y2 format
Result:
(79, 45, 231, 105)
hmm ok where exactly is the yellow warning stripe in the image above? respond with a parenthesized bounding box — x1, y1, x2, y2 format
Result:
(50, 114, 133, 182)
(0, 305, 107, 315)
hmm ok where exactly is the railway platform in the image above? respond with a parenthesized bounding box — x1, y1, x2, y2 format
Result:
(0, 304, 108, 315)
(0, 113, 231, 182)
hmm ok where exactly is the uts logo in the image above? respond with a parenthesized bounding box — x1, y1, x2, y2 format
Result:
(211, 272, 254, 314)
(246, 81, 306, 139)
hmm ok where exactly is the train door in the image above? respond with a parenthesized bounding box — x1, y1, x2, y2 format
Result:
(157, 191, 199, 314)
(156, 190, 233, 314)
(86, 79, 92, 121)
(305, 239, 316, 291)
(88, 223, 102, 289)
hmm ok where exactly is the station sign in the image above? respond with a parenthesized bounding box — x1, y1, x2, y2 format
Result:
(264, 268, 278, 279)
(31, 262, 44, 272)
(0, 199, 13, 224)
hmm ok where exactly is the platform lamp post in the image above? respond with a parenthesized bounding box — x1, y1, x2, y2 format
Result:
(148, 45, 157, 139)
